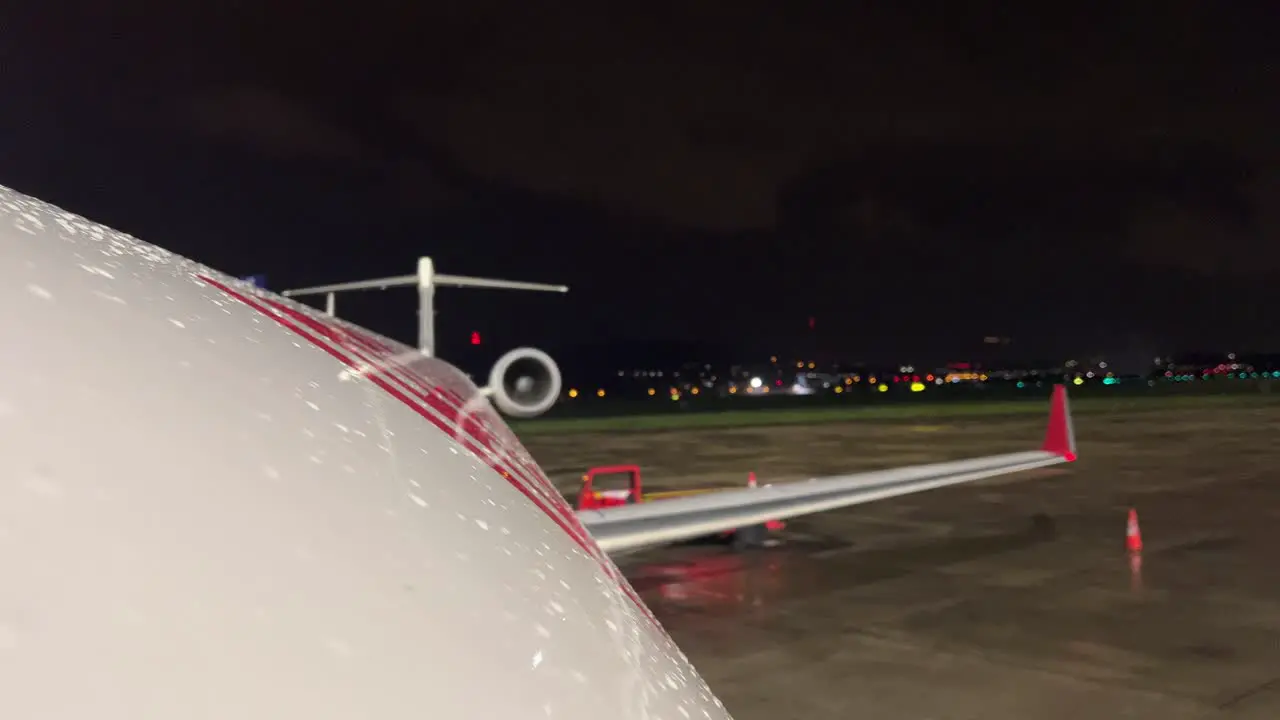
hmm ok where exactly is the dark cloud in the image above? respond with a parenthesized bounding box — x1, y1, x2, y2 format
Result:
(186, 87, 372, 165)
(28, 2, 1270, 235)
(374, 4, 1278, 231)
(1128, 174, 1280, 278)
(3, 2, 1279, 357)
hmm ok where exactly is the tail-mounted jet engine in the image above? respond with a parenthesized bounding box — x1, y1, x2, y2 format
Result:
(486, 347, 562, 418)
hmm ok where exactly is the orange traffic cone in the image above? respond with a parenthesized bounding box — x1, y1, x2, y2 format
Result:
(747, 471, 757, 489)
(1125, 509, 1143, 553)
(1129, 551, 1143, 594)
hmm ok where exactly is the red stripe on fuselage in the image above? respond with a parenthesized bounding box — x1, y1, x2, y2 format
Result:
(196, 275, 657, 625)
(250, 294, 593, 546)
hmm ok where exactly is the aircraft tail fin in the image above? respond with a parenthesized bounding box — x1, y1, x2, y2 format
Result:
(278, 256, 568, 358)
(277, 257, 569, 416)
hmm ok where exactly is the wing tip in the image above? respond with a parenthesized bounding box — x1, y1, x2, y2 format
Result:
(1041, 384, 1077, 461)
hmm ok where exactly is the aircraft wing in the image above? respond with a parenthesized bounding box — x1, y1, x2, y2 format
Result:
(577, 385, 1076, 554)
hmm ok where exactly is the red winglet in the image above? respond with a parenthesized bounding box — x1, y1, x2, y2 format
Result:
(1041, 384, 1077, 461)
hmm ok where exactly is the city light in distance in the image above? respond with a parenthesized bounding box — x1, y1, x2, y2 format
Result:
(560, 355, 1270, 405)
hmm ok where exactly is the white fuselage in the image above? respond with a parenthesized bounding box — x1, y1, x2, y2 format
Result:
(0, 187, 732, 719)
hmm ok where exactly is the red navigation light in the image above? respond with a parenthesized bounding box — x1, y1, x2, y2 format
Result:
(470, 331, 482, 345)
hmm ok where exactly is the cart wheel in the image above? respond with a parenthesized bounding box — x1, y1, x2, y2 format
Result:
(732, 523, 767, 551)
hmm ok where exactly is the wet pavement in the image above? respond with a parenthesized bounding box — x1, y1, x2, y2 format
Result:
(528, 404, 1280, 719)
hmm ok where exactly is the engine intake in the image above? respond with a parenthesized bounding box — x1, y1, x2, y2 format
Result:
(487, 347, 562, 418)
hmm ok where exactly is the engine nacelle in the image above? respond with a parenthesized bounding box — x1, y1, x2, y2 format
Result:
(487, 347, 562, 418)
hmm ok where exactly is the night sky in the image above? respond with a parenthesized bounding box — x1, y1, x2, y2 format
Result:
(3, 3, 1277, 371)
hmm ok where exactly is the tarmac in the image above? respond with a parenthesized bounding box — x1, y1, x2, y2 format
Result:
(527, 402, 1280, 719)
